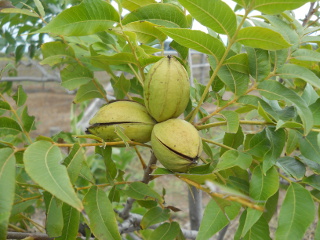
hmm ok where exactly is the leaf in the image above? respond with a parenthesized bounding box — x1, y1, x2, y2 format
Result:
(302, 175, 320, 192)
(83, 186, 121, 240)
(241, 166, 278, 236)
(310, 99, 320, 125)
(276, 157, 306, 180)
(56, 204, 80, 240)
(40, 42, 75, 66)
(73, 79, 106, 103)
(209, 56, 249, 96)
(0, 100, 10, 110)
(95, 146, 117, 184)
(0, 117, 22, 136)
(301, 83, 318, 106)
(122, 3, 188, 28)
(252, 0, 314, 15)
(275, 183, 315, 240)
(220, 111, 239, 133)
(298, 131, 320, 164)
(197, 199, 240, 240)
(246, 47, 270, 81)
(63, 143, 85, 184)
(35, 0, 119, 36)
(298, 155, 320, 174)
(178, 0, 236, 36)
(159, 28, 225, 61)
(276, 64, 320, 89)
(122, 21, 167, 43)
(236, 27, 291, 50)
(150, 222, 181, 240)
(215, 150, 252, 171)
(258, 80, 313, 135)
(224, 53, 249, 74)
(61, 64, 93, 90)
(91, 53, 137, 69)
(140, 207, 170, 229)
(122, 0, 156, 11)
(45, 196, 63, 237)
(0, 148, 15, 240)
(292, 48, 320, 62)
(0, 7, 38, 17)
(15, 44, 25, 63)
(245, 129, 270, 158)
(33, 0, 45, 17)
(12, 85, 27, 107)
(24, 141, 83, 211)
(262, 127, 286, 173)
(242, 216, 271, 240)
(221, 127, 244, 155)
(112, 74, 131, 100)
(125, 182, 162, 202)
(176, 173, 217, 185)
(21, 106, 35, 132)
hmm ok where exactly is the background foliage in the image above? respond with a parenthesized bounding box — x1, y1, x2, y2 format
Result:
(1, 0, 320, 239)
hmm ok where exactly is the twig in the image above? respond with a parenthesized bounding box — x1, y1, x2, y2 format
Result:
(6, 232, 52, 240)
(302, 2, 317, 26)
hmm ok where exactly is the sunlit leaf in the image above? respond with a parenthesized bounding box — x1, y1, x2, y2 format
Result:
(0, 117, 22, 136)
(224, 53, 249, 74)
(237, 27, 291, 50)
(179, 0, 236, 36)
(35, 0, 119, 36)
(122, 0, 156, 11)
(220, 111, 239, 133)
(215, 150, 252, 171)
(122, 3, 187, 28)
(12, 85, 27, 107)
(246, 47, 270, 81)
(252, 0, 314, 15)
(24, 141, 83, 211)
(73, 79, 106, 103)
(61, 64, 93, 90)
(40, 42, 75, 66)
(0, 7, 38, 17)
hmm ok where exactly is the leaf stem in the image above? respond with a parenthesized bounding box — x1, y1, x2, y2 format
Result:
(202, 137, 235, 151)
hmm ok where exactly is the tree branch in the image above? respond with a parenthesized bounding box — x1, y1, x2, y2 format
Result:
(302, 2, 316, 26)
(6, 232, 52, 240)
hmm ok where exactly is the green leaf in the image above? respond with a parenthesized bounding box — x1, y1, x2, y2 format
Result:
(61, 64, 93, 90)
(35, 0, 119, 36)
(263, 127, 286, 173)
(0, 117, 22, 136)
(276, 157, 306, 180)
(24, 141, 83, 211)
(12, 85, 27, 107)
(292, 48, 320, 62)
(275, 183, 315, 240)
(242, 215, 271, 240)
(159, 28, 225, 61)
(83, 186, 121, 240)
(0, 101, 10, 110)
(40, 42, 75, 66)
(0, 148, 15, 240)
(178, 0, 236, 36)
(45, 196, 63, 237)
(176, 172, 217, 185)
(91, 53, 137, 69)
(310, 99, 320, 125)
(122, 0, 156, 11)
(150, 222, 181, 240)
(252, 0, 314, 15)
(63, 143, 85, 184)
(140, 207, 170, 229)
(221, 127, 244, 155)
(95, 146, 117, 183)
(125, 182, 162, 201)
(276, 64, 320, 89)
(224, 53, 249, 74)
(215, 150, 252, 171)
(246, 47, 270, 81)
(34, 0, 45, 17)
(21, 106, 35, 132)
(302, 175, 320, 191)
(122, 21, 167, 43)
(298, 132, 320, 164)
(209, 57, 249, 96)
(122, 3, 188, 28)
(73, 79, 106, 103)
(298, 155, 320, 174)
(197, 199, 240, 240)
(112, 74, 131, 100)
(241, 166, 278, 236)
(258, 80, 313, 135)
(286, 129, 299, 155)
(301, 83, 318, 106)
(245, 129, 270, 158)
(220, 111, 239, 133)
(56, 204, 80, 240)
(0, 8, 38, 17)
(236, 27, 291, 50)
(15, 44, 25, 63)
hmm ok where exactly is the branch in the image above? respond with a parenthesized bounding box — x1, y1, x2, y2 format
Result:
(0, 76, 60, 82)
(6, 232, 52, 240)
(302, 2, 316, 26)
